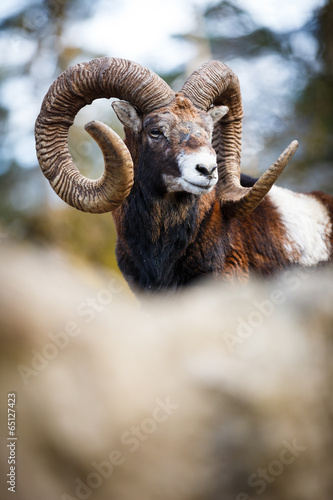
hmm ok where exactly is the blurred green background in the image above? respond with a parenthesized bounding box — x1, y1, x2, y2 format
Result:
(0, 0, 332, 274)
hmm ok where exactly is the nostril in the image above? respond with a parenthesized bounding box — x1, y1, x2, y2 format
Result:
(196, 164, 210, 176)
(196, 164, 217, 177)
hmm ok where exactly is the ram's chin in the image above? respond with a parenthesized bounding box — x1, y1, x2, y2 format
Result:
(182, 179, 216, 195)
(163, 174, 217, 195)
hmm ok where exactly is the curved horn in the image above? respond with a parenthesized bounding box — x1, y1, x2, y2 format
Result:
(180, 61, 298, 215)
(35, 57, 175, 213)
(226, 140, 299, 217)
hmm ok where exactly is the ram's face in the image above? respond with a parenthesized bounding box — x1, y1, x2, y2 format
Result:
(113, 95, 228, 196)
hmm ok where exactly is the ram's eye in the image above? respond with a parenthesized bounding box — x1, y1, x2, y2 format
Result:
(149, 128, 163, 139)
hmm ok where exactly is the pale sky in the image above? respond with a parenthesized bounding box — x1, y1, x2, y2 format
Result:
(64, 0, 326, 71)
(0, 0, 327, 173)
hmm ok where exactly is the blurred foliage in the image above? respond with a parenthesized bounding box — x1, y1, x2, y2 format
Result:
(295, 1, 333, 170)
(0, 0, 120, 270)
(200, 0, 333, 188)
(0, 0, 332, 271)
(18, 208, 120, 271)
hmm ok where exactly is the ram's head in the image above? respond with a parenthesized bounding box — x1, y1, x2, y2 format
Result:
(112, 94, 228, 196)
(35, 57, 298, 215)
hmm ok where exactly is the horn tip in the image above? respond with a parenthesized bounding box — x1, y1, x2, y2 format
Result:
(284, 140, 299, 162)
(84, 120, 99, 132)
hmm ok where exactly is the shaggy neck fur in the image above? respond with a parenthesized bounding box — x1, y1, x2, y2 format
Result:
(113, 174, 299, 292)
(115, 182, 201, 291)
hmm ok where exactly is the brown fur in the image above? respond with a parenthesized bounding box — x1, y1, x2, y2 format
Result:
(144, 95, 214, 158)
(113, 97, 332, 291)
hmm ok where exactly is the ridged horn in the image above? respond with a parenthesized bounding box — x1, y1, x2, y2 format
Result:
(35, 57, 175, 213)
(180, 60, 298, 215)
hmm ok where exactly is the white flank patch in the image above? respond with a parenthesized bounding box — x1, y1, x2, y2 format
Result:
(163, 148, 218, 195)
(268, 186, 332, 266)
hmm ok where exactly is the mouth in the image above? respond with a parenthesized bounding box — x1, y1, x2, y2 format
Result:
(162, 173, 217, 195)
(187, 180, 213, 190)
(184, 178, 217, 194)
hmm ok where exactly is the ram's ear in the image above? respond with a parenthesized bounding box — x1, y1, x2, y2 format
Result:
(208, 105, 229, 124)
(112, 100, 142, 134)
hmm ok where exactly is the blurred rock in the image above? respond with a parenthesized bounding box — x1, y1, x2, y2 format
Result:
(0, 241, 332, 500)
